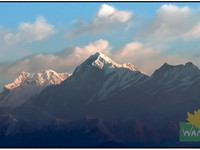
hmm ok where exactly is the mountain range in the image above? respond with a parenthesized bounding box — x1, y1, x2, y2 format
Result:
(0, 52, 200, 147)
(0, 70, 71, 107)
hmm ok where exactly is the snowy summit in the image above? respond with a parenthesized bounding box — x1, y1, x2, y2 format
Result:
(74, 52, 138, 75)
(91, 52, 138, 71)
(0, 70, 71, 107)
(5, 70, 71, 90)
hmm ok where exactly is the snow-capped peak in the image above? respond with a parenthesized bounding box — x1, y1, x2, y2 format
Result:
(91, 52, 137, 71)
(1, 70, 71, 107)
(74, 52, 138, 74)
(5, 70, 71, 90)
(5, 72, 32, 90)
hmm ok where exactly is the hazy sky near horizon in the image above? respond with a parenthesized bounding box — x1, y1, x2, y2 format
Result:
(1, 2, 200, 86)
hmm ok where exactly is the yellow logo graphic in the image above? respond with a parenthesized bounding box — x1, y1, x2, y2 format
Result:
(187, 109, 200, 129)
(180, 109, 200, 141)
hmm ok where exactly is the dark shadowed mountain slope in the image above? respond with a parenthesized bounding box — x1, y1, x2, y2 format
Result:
(108, 62, 200, 125)
(30, 52, 149, 120)
(19, 53, 200, 125)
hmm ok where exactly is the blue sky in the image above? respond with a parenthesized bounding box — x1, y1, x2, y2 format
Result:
(1, 2, 200, 87)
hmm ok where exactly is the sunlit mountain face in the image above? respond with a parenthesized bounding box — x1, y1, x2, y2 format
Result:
(0, 70, 71, 107)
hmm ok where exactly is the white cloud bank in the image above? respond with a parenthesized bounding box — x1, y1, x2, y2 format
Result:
(96, 4, 132, 23)
(68, 4, 133, 37)
(112, 41, 189, 74)
(183, 22, 200, 39)
(137, 4, 200, 41)
(154, 4, 190, 37)
(3, 16, 55, 44)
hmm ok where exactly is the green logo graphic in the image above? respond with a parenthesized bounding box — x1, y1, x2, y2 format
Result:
(180, 109, 200, 142)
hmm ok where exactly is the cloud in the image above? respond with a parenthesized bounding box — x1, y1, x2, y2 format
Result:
(112, 42, 160, 74)
(157, 4, 190, 18)
(183, 22, 200, 39)
(112, 41, 194, 74)
(96, 4, 132, 23)
(68, 4, 133, 37)
(154, 4, 190, 37)
(67, 39, 111, 63)
(3, 16, 55, 43)
(138, 4, 193, 41)
(133, 4, 200, 63)
(113, 42, 159, 64)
